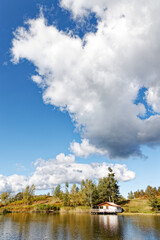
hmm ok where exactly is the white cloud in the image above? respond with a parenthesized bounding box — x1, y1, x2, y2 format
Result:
(56, 153, 75, 163)
(0, 154, 135, 193)
(11, 1, 160, 158)
(0, 175, 28, 193)
(70, 139, 107, 157)
(32, 75, 42, 84)
(60, 0, 109, 18)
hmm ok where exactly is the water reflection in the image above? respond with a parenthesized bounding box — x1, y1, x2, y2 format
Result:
(0, 213, 160, 240)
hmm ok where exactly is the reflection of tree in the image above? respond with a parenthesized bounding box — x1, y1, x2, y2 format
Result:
(0, 213, 51, 239)
(1, 214, 160, 240)
(49, 214, 123, 240)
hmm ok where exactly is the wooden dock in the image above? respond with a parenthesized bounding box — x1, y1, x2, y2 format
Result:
(91, 209, 117, 215)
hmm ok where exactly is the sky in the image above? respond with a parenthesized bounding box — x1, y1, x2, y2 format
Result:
(0, 0, 160, 197)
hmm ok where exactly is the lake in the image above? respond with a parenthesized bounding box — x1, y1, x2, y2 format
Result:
(0, 213, 160, 240)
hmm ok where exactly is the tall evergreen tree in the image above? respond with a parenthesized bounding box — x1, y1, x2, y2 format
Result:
(63, 182, 70, 206)
(97, 167, 119, 203)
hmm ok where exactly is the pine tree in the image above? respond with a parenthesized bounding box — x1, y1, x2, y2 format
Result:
(63, 182, 70, 206)
(128, 191, 134, 199)
(97, 167, 119, 203)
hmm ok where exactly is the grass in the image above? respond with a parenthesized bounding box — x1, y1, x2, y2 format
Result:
(35, 204, 60, 211)
(120, 196, 160, 214)
(60, 206, 91, 213)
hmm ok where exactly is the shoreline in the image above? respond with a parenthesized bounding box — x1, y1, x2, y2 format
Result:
(119, 212, 160, 216)
(1, 209, 160, 216)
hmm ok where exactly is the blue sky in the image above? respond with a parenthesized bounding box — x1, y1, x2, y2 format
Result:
(0, 0, 160, 197)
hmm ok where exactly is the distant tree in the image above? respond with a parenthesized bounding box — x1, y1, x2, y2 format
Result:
(153, 187, 158, 195)
(148, 196, 159, 211)
(145, 185, 155, 197)
(128, 191, 134, 200)
(14, 192, 23, 201)
(134, 189, 140, 198)
(23, 185, 35, 205)
(54, 184, 61, 198)
(79, 179, 98, 207)
(70, 184, 78, 207)
(139, 189, 145, 197)
(0, 192, 10, 204)
(63, 182, 70, 206)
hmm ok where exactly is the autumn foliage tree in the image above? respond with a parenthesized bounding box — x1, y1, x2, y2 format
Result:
(23, 184, 35, 205)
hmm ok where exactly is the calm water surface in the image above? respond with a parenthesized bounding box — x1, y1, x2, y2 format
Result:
(0, 213, 160, 240)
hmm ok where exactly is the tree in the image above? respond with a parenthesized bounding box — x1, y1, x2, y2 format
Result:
(70, 184, 78, 207)
(23, 185, 35, 205)
(108, 167, 120, 202)
(14, 192, 23, 201)
(134, 190, 140, 198)
(97, 168, 119, 203)
(0, 192, 10, 204)
(148, 196, 159, 211)
(54, 184, 62, 199)
(139, 189, 145, 197)
(63, 182, 70, 206)
(79, 179, 98, 207)
(128, 191, 134, 200)
(145, 185, 155, 197)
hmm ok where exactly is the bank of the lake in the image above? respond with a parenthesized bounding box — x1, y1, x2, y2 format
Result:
(1, 196, 160, 215)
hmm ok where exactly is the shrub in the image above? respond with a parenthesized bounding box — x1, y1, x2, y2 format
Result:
(33, 195, 49, 201)
(36, 204, 60, 211)
(2, 208, 11, 214)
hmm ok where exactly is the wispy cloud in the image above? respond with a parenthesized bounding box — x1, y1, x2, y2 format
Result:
(15, 163, 27, 171)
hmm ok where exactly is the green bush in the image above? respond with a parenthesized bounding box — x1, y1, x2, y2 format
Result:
(2, 208, 11, 214)
(36, 204, 60, 211)
(33, 195, 48, 201)
(10, 200, 24, 205)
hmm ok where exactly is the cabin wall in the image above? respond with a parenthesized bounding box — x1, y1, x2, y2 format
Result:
(108, 206, 117, 212)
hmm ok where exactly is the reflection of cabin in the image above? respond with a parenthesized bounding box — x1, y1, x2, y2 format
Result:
(91, 202, 124, 215)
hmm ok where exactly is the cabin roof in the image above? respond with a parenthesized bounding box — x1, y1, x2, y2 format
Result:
(97, 202, 121, 207)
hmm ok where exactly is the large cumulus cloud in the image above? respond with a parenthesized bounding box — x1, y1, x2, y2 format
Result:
(11, 0, 160, 158)
(0, 154, 135, 193)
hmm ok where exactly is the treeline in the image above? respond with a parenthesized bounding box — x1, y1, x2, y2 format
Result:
(0, 185, 36, 205)
(128, 185, 160, 211)
(53, 167, 120, 207)
(0, 168, 120, 207)
(128, 185, 160, 199)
